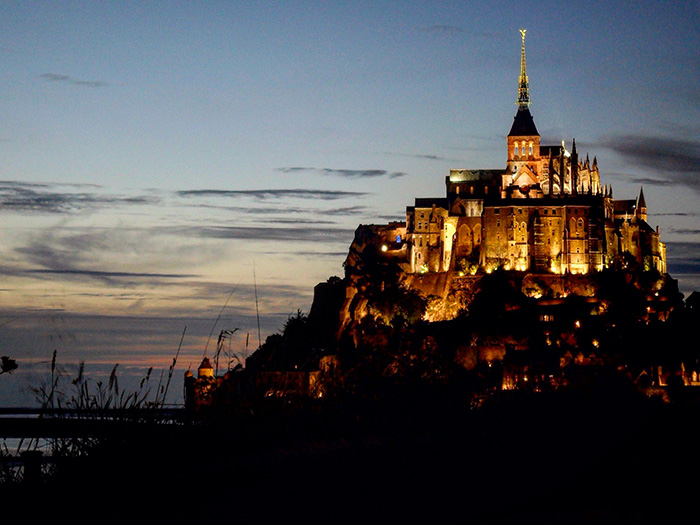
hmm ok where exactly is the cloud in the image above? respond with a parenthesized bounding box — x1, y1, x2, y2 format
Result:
(654, 212, 700, 217)
(319, 168, 407, 179)
(668, 228, 700, 236)
(265, 217, 336, 225)
(26, 269, 198, 280)
(172, 225, 355, 243)
(277, 167, 407, 179)
(8, 225, 215, 289)
(176, 189, 368, 200)
(602, 135, 700, 191)
(0, 181, 160, 214)
(665, 241, 700, 274)
(40, 73, 108, 88)
(389, 152, 449, 162)
(322, 206, 367, 216)
(628, 177, 674, 187)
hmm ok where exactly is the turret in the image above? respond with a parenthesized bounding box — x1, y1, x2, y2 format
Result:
(198, 357, 214, 379)
(636, 187, 647, 222)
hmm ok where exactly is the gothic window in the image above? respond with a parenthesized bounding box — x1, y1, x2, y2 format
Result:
(514, 142, 519, 156)
(529, 143, 533, 155)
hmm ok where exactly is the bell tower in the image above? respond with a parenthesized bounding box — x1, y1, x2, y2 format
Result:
(506, 29, 541, 186)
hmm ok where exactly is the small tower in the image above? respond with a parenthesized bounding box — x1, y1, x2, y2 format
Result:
(198, 357, 214, 379)
(636, 187, 647, 222)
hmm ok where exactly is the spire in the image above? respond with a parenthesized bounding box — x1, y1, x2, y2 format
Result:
(508, 29, 538, 137)
(517, 29, 530, 110)
(638, 186, 647, 209)
(636, 186, 647, 221)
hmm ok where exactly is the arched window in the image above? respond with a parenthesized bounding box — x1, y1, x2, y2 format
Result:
(514, 142, 519, 156)
(529, 142, 533, 156)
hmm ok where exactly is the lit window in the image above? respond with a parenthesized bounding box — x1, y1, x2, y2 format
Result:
(529, 143, 533, 155)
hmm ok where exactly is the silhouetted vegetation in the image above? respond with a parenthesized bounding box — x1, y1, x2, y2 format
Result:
(0, 356, 17, 375)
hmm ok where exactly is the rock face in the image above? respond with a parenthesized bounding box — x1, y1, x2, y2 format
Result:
(306, 222, 682, 354)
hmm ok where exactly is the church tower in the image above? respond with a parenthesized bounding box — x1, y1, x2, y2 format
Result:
(506, 29, 541, 193)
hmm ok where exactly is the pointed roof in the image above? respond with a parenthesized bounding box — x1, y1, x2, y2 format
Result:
(508, 108, 539, 136)
(638, 187, 647, 209)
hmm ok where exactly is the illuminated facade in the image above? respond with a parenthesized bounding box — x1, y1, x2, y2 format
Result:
(405, 30, 666, 276)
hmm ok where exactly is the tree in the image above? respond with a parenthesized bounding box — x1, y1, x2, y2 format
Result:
(0, 356, 17, 375)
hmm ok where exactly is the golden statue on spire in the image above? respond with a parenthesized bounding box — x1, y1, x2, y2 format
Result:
(517, 29, 530, 110)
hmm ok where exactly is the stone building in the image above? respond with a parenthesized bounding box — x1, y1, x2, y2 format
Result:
(404, 30, 666, 277)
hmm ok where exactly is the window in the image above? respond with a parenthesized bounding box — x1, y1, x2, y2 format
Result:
(529, 143, 533, 155)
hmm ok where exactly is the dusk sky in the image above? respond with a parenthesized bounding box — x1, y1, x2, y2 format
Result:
(1, 1, 699, 406)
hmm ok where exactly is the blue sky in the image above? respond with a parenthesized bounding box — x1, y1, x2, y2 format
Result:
(1, 1, 699, 405)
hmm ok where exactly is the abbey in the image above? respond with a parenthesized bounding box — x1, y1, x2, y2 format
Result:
(403, 30, 666, 276)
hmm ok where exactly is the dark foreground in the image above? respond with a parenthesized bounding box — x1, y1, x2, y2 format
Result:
(4, 387, 699, 524)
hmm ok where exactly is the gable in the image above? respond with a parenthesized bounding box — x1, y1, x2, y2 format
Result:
(513, 166, 538, 188)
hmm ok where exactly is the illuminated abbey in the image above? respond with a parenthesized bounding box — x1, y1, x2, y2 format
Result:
(399, 30, 666, 276)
